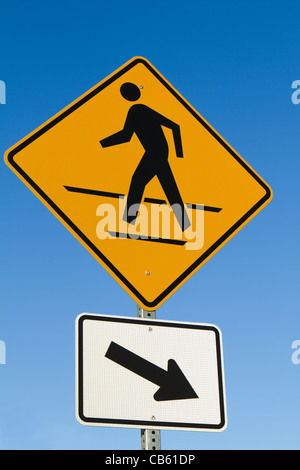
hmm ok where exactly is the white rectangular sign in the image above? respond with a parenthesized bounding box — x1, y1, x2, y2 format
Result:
(76, 314, 227, 432)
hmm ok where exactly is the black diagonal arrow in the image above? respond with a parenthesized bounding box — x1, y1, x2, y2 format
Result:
(105, 341, 198, 402)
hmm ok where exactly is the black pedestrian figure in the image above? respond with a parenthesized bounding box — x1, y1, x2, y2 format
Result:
(100, 82, 191, 231)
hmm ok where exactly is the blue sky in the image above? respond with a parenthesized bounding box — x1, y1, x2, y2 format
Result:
(0, 0, 299, 450)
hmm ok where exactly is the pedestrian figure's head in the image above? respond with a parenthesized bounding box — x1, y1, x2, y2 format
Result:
(120, 82, 141, 102)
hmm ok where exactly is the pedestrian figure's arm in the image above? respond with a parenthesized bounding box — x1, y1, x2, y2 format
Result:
(157, 113, 184, 158)
(100, 111, 134, 148)
(170, 123, 183, 159)
(100, 129, 131, 147)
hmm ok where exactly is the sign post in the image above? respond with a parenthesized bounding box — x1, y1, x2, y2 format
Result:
(5, 57, 271, 448)
(137, 305, 161, 450)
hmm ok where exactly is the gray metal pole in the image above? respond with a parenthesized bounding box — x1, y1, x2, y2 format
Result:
(137, 305, 162, 451)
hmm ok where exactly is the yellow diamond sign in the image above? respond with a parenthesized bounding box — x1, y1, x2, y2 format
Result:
(4, 57, 272, 310)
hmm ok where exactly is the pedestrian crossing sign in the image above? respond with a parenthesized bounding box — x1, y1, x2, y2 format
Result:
(4, 57, 272, 310)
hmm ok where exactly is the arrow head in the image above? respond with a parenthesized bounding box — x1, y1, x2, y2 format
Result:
(153, 359, 198, 402)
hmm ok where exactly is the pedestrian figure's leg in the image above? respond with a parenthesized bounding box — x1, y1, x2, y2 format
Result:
(123, 154, 156, 224)
(157, 161, 191, 231)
